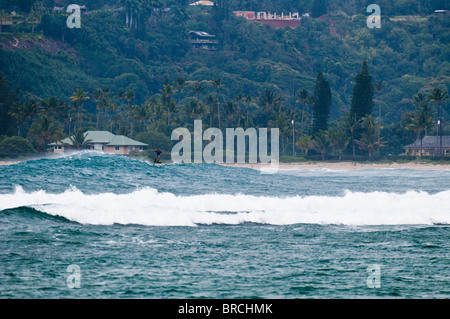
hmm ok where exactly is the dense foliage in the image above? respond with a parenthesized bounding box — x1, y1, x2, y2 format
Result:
(0, 0, 449, 159)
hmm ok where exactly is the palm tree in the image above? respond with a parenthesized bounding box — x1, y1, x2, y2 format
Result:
(160, 77, 175, 126)
(224, 100, 235, 128)
(296, 135, 313, 156)
(69, 129, 92, 149)
(28, 116, 62, 152)
(191, 81, 205, 102)
(428, 87, 448, 156)
(355, 115, 385, 161)
(70, 88, 89, 131)
(205, 94, 215, 128)
(212, 78, 222, 130)
(259, 88, 281, 124)
(183, 99, 205, 125)
(296, 88, 310, 136)
(312, 130, 331, 161)
(374, 81, 383, 141)
(329, 128, 350, 161)
(124, 89, 136, 135)
(244, 95, 253, 127)
(269, 114, 290, 154)
(130, 104, 148, 134)
(8, 101, 28, 137)
(407, 96, 434, 156)
(343, 112, 362, 162)
(174, 76, 186, 106)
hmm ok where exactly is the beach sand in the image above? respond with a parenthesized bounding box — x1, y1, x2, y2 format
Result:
(0, 159, 26, 166)
(221, 161, 450, 171)
(1, 156, 449, 171)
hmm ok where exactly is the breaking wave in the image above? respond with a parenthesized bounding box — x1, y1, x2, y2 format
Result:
(1, 186, 449, 226)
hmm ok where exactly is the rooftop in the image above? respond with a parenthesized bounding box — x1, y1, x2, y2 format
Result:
(53, 131, 148, 147)
(190, 1, 214, 6)
(403, 136, 450, 149)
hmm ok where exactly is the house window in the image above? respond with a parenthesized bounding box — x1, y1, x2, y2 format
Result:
(115, 146, 120, 151)
(139, 146, 143, 151)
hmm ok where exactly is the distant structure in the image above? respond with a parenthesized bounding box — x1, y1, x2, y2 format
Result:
(190, 1, 215, 6)
(189, 31, 219, 50)
(233, 11, 303, 28)
(50, 131, 148, 155)
(403, 136, 450, 156)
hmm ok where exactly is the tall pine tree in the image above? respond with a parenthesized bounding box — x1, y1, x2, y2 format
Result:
(350, 60, 374, 123)
(312, 70, 332, 135)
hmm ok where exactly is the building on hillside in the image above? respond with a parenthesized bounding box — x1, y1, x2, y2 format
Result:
(190, 1, 215, 6)
(233, 11, 302, 28)
(188, 31, 219, 50)
(50, 131, 148, 155)
(403, 136, 450, 156)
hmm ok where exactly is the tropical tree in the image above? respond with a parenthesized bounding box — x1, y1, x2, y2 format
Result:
(355, 115, 385, 161)
(269, 114, 290, 154)
(212, 78, 222, 129)
(406, 109, 433, 156)
(8, 101, 29, 137)
(183, 99, 205, 124)
(70, 88, 89, 131)
(160, 77, 175, 126)
(191, 81, 205, 103)
(205, 94, 215, 128)
(296, 88, 310, 136)
(258, 88, 281, 125)
(374, 81, 383, 141)
(174, 77, 186, 106)
(132, 104, 149, 134)
(124, 89, 136, 135)
(312, 130, 331, 161)
(93, 88, 110, 130)
(329, 128, 350, 161)
(243, 95, 253, 127)
(428, 87, 448, 156)
(296, 135, 313, 156)
(69, 129, 92, 149)
(342, 112, 362, 162)
(28, 116, 62, 152)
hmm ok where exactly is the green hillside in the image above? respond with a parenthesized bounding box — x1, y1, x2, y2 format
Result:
(0, 0, 449, 158)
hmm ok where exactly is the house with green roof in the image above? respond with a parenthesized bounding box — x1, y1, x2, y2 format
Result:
(51, 131, 148, 155)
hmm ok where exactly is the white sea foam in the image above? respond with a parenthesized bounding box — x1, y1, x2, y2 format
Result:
(1, 186, 449, 226)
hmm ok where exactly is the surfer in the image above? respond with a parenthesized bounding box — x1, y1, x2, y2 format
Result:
(153, 149, 162, 164)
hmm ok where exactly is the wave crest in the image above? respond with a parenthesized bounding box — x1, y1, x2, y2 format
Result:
(1, 186, 449, 226)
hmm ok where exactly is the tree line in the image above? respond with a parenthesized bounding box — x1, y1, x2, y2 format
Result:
(1, 58, 447, 160)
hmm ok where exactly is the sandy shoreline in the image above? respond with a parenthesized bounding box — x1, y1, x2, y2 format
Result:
(1, 157, 449, 171)
(221, 161, 450, 171)
(0, 159, 26, 166)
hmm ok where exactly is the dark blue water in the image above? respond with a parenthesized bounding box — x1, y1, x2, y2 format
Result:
(1, 152, 449, 298)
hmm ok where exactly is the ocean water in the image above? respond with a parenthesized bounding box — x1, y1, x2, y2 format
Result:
(0, 151, 449, 298)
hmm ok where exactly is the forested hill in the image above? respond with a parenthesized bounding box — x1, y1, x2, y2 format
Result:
(0, 0, 449, 156)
